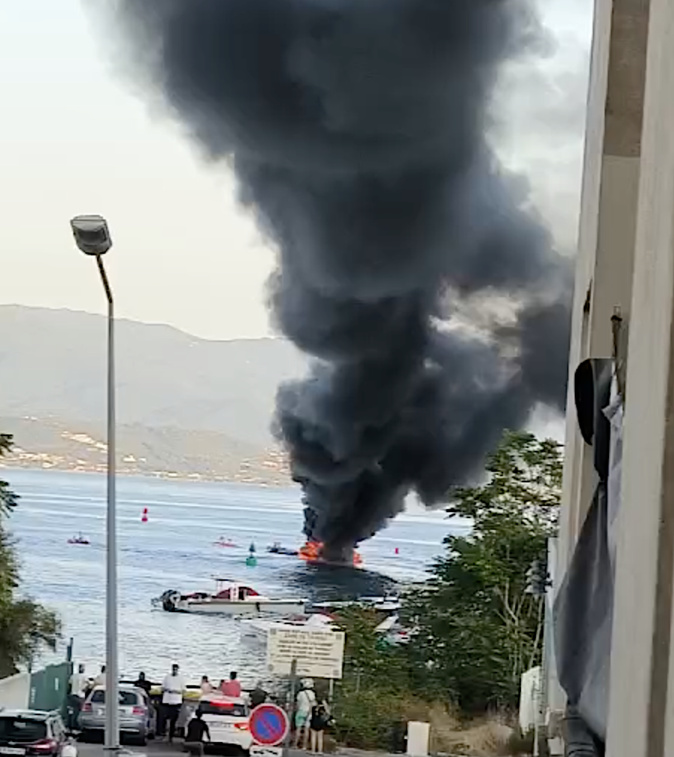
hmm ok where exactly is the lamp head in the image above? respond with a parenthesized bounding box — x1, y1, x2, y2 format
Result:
(70, 214, 112, 256)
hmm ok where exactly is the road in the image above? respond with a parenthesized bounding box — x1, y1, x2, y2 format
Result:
(74, 743, 395, 757)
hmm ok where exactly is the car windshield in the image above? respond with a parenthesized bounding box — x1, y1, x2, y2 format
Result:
(90, 690, 139, 706)
(0, 717, 47, 743)
(199, 701, 247, 718)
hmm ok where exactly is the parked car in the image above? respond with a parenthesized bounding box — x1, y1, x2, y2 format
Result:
(0, 709, 68, 757)
(79, 685, 155, 744)
(190, 694, 251, 753)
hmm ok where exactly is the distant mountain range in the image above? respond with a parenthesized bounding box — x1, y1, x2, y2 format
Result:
(0, 305, 307, 482)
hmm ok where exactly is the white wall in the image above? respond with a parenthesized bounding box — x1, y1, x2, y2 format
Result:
(0, 672, 30, 710)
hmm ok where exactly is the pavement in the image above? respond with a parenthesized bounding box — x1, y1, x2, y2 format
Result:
(74, 743, 394, 757)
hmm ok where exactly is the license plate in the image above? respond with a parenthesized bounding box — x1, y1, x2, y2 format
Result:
(0, 748, 27, 755)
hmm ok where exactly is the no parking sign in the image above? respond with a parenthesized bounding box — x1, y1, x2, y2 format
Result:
(249, 703, 290, 754)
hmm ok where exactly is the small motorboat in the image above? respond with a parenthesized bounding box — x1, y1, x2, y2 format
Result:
(213, 537, 237, 548)
(68, 534, 90, 546)
(240, 612, 336, 643)
(267, 542, 298, 556)
(153, 578, 306, 616)
(311, 592, 402, 613)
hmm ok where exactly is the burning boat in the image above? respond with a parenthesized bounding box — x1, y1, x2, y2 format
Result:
(298, 541, 363, 568)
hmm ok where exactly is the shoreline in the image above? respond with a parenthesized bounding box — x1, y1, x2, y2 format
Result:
(0, 459, 289, 488)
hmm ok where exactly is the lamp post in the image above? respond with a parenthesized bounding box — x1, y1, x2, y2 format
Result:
(69, 215, 118, 754)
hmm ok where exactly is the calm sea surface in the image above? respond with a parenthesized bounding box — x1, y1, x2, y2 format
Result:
(3, 468, 464, 686)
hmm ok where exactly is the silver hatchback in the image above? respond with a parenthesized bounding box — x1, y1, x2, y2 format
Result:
(79, 686, 155, 744)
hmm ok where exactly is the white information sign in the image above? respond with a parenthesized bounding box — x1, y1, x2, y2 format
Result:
(267, 628, 345, 679)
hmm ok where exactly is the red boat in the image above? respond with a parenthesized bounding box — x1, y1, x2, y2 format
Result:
(213, 537, 237, 548)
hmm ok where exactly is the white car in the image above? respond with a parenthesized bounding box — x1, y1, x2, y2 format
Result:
(192, 695, 252, 753)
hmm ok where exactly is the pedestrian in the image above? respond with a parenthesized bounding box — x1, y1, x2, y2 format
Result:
(221, 671, 241, 698)
(134, 672, 152, 696)
(183, 709, 210, 756)
(68, 664, 87, 730)
(160, 663, 185, 743)
(94, 665, 106, 687)
(294, 679, 316, 750)
(200, 676, 213, 695)
(70, 663, 87, 698)
(310, 700, 332, 754)
(250, 682, 267, 709)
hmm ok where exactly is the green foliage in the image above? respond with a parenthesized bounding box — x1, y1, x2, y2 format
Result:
(331, 607, 416, 749)
(0, 434, 61, 677)
(336, 606, 410, 687)
(331, 687, 415, 751)
(403, 431, 562, 712)
(0, 434, 19, 517)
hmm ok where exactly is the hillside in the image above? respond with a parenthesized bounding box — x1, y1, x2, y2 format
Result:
(0, 305, 306, 447)
(0, 415, 290, 485)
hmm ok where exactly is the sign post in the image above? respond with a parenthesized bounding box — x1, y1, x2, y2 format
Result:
(249, 703, 290, 757)
(286, 659, 297, 751)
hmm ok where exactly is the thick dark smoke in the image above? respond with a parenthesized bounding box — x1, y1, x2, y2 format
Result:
(106, 0, 571, 560)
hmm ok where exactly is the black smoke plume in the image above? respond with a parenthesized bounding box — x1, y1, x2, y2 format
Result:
(105, 0, 571, 560)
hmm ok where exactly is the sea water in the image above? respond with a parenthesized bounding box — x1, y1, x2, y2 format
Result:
(4, 468, 465, 684)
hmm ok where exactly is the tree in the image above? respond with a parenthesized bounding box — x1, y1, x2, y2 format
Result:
(0, 434, 61, 677)
(404, 430, 562, 712)
(0, 434, 19, 516)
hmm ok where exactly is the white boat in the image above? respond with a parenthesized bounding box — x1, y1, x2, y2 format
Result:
(240, 612, 337, 643)
(154, 578, 307, 616)
(311, 592, 401, 613)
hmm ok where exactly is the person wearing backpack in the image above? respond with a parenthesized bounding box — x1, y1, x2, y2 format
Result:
(310, 700, 332, 754)
(294, 680, 317, 749)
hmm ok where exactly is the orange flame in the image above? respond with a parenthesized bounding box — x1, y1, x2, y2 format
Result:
(299, 541, 363, 567)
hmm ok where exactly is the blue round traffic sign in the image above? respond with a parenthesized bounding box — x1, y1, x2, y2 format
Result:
(249, 703, 290, 746)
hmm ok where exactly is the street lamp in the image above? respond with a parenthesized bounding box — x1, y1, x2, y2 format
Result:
(70, 215, 119, 754)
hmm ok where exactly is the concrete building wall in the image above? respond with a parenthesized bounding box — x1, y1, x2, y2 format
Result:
(558, 0, 649, 570)
(553, 0, 651, 734)
(606, 0, 674, 752)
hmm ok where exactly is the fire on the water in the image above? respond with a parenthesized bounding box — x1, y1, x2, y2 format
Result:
(299, 541, 363, 568)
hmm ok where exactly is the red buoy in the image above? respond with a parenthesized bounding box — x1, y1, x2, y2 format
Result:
(394, 547, 399, 555)
(141, 507, 148, 523)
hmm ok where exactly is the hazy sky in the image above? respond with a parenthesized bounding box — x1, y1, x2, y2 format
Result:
(0, 0, 592, 341)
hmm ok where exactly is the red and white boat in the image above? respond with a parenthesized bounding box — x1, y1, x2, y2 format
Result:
(155, 578, 306, 616)
(213, 537, 237, 548)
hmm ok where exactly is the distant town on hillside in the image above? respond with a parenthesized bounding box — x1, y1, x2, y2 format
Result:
(0, 305, 306, 485)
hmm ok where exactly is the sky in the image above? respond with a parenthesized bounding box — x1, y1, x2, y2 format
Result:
(0, 0, 592, 342)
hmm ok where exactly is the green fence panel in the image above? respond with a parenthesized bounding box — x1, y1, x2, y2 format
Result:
(29, 662, 72, 718)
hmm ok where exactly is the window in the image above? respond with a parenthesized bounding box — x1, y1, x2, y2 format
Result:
(90, 690, 139, 706)
(0, 718, 48, 743)
(199, 702, 248, 718)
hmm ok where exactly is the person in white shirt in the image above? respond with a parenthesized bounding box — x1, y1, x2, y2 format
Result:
(94, 665, 106, 687)
(68, 664, 87, 730)
(160, 663, 185, 743)
(294, 679, 316, 749)
(70, 664, 87, 697)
